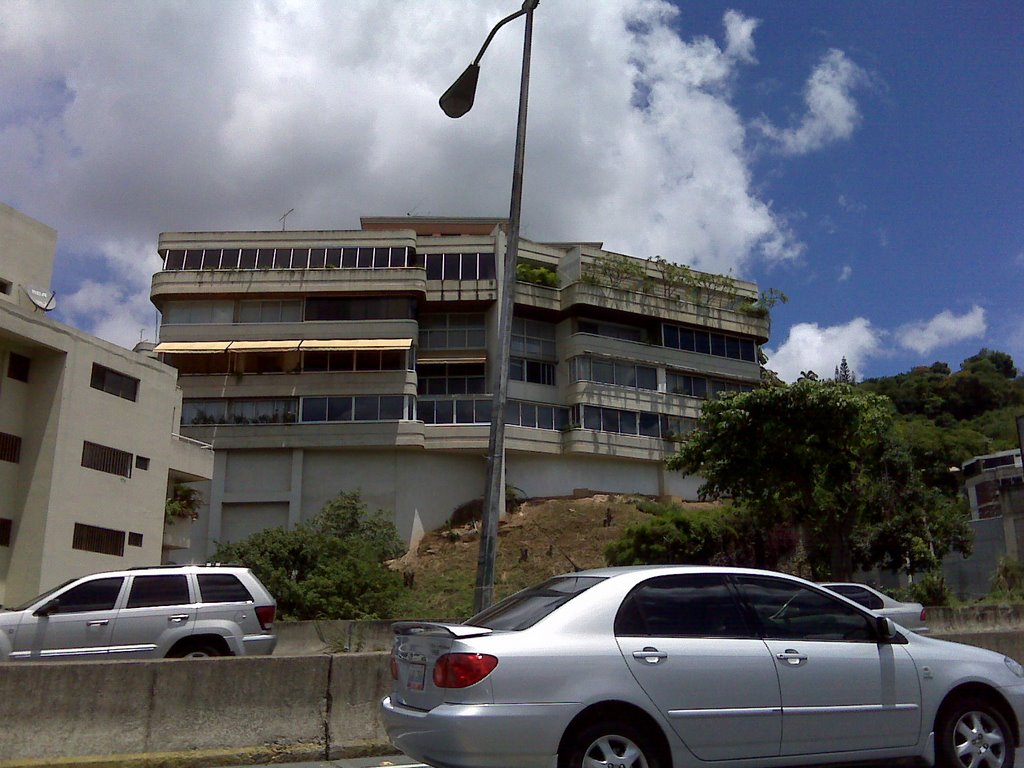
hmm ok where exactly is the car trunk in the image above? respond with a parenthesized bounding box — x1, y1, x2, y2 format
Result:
(390, 621, 492, 711)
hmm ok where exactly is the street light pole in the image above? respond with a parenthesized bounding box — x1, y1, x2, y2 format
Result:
(440, 0, 538, 613)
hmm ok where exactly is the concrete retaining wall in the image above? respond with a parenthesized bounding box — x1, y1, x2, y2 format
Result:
(0, 653, 390, 764)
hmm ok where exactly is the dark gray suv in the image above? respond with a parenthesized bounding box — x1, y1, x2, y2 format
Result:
(0, 565, 276, 660)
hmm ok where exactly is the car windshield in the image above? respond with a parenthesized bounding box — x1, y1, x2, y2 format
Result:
(7, 579, 75, 612)
(467, 575, 605, 630)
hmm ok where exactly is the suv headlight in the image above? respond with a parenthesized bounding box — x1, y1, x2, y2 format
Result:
(1004, 656, 1024, 678)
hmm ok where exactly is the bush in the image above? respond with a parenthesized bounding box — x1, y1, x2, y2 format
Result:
(212, 491, 406, 620)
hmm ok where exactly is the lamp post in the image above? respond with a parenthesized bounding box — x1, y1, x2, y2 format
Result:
(440, 0, 539, 613)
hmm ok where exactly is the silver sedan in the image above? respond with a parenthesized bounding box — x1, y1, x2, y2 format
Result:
(382, 565, 1024, 768)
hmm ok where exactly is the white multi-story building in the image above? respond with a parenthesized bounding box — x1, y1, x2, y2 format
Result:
(0, 204, 213, 605)
(150, 217, 770, 560)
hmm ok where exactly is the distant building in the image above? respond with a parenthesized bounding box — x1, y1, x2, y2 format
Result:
(962, 448, 1024, 520)
(150, 217, 770, 561)
(0, 203, 213, 606)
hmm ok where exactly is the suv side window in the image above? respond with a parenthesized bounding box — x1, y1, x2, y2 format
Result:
(126, 575, 190, 608)
(198, 574, 253, 603)
(737, 576, 875, 642)
(54, 577, 124, 613)
(615, 574, 751, 638)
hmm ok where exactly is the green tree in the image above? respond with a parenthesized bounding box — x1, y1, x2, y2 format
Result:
(212, 491, 405, 620)
(668, 380, 971, 580)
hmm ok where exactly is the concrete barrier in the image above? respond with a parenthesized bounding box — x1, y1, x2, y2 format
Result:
(274, 620, 396, 656)
(0, 653, 391, 764)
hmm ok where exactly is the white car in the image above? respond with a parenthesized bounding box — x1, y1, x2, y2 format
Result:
(382, 565, 1022, 768)
(821, 581, 929, 633)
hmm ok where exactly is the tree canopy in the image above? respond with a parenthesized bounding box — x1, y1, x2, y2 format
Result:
(212, 491, 406, 620)
(667, 380, 972, 580)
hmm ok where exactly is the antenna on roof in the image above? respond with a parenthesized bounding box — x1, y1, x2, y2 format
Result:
(24, 285, 56, 312)
(279, 208, 295, 230)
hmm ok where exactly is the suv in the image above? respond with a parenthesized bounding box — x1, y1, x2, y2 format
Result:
(0, 565, 276, 661)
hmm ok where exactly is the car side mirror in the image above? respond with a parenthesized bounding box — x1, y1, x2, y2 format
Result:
(876, 616, 897, 642)
(33, 598, 60, 617)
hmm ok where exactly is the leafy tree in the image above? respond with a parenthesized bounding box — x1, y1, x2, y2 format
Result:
(668, 380, 972, 580)
(834, 357, 856, 384)
(212, 491, 405, 620)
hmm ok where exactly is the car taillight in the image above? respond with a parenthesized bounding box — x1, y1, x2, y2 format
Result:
(255, 605, 275, 631)
(920, 608, 927, 622)
(390, 649, 399, 680)
(433, 653, 498, 688)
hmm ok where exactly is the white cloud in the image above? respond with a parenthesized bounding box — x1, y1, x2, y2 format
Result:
(838, 265, 852, 281)
(896, 305, 987, 355)
(0, 1, 808, 347)
(764, 318, 880, 383)
(757, 49, 867, 155)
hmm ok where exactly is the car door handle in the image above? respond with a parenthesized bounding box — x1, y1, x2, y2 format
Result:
(776, 650, 808, 666)
(86, 620, 109, 627)
(168, 614, 190, 623)
(633, 647, 668, 664)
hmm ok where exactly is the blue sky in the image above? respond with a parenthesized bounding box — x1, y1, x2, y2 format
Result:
(1, 0, 1021, 381)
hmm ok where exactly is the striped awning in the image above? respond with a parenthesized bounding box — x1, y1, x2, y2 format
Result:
(417, 354, 487, 365)
(152, 341, 231, 354)
(154, 339, 413, 354)
(299, 338, 413, 351)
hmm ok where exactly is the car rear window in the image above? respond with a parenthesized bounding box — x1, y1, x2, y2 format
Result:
(198, 574, 253, 603)
(126, 574, 190, 608)
(467, 575, 605, 630)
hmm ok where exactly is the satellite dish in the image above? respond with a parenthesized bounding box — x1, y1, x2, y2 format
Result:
(24, 285, 57, 312)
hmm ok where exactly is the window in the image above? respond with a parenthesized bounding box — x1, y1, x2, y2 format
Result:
(736, 576, 875, 642)
(615, 574, 750, 638)
(510, 358, 555, 386)
(418, 313, 487, 349)
(127, 532, 144, 547)
(126, 575, 190, 608)
(81, 441, 133, 478)
(468, 576, 605, 630)
(53, 577, 124, 612)
(511, 318, 556, 359)
(304, 349, 408, 372)
(304, 297, 416, 322)
(0, 518, 11, 547)
(238, 300, 302, 323)
(7, 352, 30, 382)
(0, 432, 21, 463)
(826, 584, 884, 611)
(182, 398, 298, 426)
(161, 300, 233, 324)
(577, 319, 644, 343)
(417, 362, 486, 395)
(570, 356, 656, 390)
(0, 278, 11, 295)
(199, 574, 254, 603)
(300, 395, 408, 423)
(424, 252, 496, 280)
(72, 523, 126, 557)
(90, 363, 140, 402)
(135, 456, 150, 471)
(503, 400, 570, 430)
(662, 324, 757, 363)
(418, 397, 493, 425)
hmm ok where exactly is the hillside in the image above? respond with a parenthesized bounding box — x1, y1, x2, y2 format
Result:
(391, 494, 716, 619)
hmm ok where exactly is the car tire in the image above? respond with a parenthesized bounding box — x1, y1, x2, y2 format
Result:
(936, 695, 1015, 768)
(168, 641, 222, 659)
(561, 719, 663, 768)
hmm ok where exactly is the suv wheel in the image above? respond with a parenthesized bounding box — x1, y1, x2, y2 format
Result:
(168, 641, 223, 659)
(561, 720, 663, 768)
(936, 695, 1015, 768)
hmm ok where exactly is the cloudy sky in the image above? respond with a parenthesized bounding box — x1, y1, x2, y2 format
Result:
(2, 0, 1021, 382)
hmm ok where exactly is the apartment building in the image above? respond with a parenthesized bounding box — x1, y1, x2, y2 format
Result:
(150, 217, 770, 560)
(0, 204, 213, 605)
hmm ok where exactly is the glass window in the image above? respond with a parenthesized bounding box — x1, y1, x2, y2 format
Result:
(7, 352, 30, 382)
(379, 396, 405, 420)
(126, 575, 190, 608)
(273, 248, 292, 268)
(636, 366, 657, 390)
(309, 248, 327, 268)
(328, 396, 353, 421)
(356, 247, 373, 268)
(736, 576, 875, 642)
(219, 249, 240, 269)
(469, 576, 605, 630)
(198, 574, 252, 603)
(239, 249, 257, 269)
(615, 574, 750, 638)
(826, 584, 884, 611)
(290, 248, 309, 269)
(354, 396, 378, 421)
(163, 250, 186, 270)
(301, 397, 328, 422)
(326, 248, 342, 268)
(694, 332, 711, 355)
(54, 577, 124, 613)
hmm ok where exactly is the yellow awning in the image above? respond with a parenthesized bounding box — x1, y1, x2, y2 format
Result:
(417, 355, 487, 365)
(299, 338, 413, 351)
(227, 340, 301, 352)
(153, 341, 231, 354)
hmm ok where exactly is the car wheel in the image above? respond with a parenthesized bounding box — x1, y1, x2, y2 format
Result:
(168, 642, 222, 659)
(936, 696, 1015, 768)
(562, 720, 663, 768)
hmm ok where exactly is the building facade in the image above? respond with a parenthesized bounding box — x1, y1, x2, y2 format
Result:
(150, 217, 770, 560)
(0, 204, 213, 605)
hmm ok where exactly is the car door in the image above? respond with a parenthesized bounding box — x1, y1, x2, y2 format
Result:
(108, 573, 194, 658)
(11, 576, 125, 660)
(735, 575, 920, 757)
(614, 573, 783, 761)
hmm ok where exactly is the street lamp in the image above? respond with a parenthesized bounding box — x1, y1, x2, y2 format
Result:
(440, 0, 539, 613)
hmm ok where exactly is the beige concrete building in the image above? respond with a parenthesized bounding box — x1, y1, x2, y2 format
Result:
(0, 204, 213, 605)
(150, 217, 770, 560)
